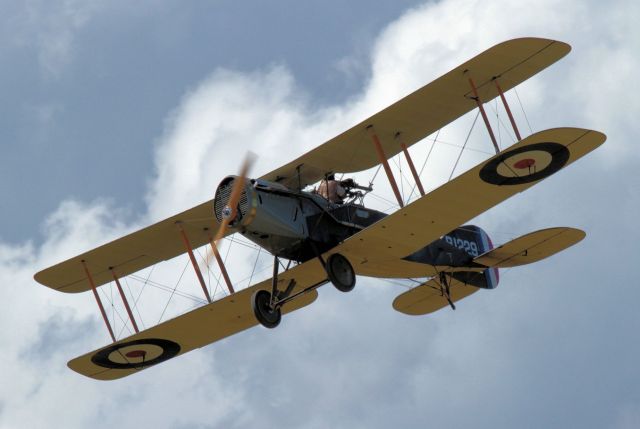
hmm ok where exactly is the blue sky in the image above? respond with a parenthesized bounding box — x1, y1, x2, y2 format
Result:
(2, 1, 639, 428)
(0, 0, 417, 243)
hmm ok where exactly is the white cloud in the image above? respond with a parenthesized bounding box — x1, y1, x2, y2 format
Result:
(12, 0, 104, 77)
(2, 0, 639, 427)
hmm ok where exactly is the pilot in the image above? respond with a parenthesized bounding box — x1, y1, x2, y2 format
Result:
(318, 174, 346, 204)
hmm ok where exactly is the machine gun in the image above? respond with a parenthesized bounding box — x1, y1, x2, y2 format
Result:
(340, 178, 373, 203)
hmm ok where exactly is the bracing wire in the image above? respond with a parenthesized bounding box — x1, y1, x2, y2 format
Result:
(247, 246, 262, 287)
(97, 286, 132, 340)
(157, 258, 191, 324)
(406, 129, 440, 202)
(514, 87, 533, 134)
(125, 276, 146, 330)
(449, 110, 480, 181)
(489, 98, 517, 144)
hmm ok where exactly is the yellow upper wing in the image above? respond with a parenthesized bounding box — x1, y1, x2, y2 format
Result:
(34, 201, 226, 293)
(335, 127, 605, 277)
(34, 37, 569, 294)
(261, 37, 570, 188)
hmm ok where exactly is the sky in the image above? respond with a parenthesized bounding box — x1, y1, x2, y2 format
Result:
(1, 0, 639, 428)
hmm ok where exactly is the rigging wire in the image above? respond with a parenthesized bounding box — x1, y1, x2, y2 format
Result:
(448, 110, 480, 181)
(247, 246, 262, 287)
(97, 286, 131, 340)
(198, 245, 220, 301)
(125, 276, 146, 331)
(128, 274, 206, 304)
(489, 99, 517, 144)
(130, 264, 156, 331)
(157, 258, 191, 324)
(406, 129, 440, 202)
(369, 164, 382, 185)
(514, 87, 533, 134)
(391, 155, 416, 205)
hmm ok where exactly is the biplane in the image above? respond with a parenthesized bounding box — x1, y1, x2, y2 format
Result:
(34, 37, 605, 380)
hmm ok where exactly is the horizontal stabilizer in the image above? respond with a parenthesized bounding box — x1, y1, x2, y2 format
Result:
(393, 276, 479, 315)
(473, 227, 585, 268)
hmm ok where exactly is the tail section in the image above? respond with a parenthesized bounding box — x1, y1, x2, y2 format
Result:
(444, 225, 500, 290)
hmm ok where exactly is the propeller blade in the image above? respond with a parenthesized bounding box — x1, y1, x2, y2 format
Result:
(201, 153, 255, 284)
(213, 153, 254, 243)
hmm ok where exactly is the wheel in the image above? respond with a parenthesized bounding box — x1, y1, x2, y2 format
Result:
(251, 290, 281, 328)
(326, 253, 356, 292)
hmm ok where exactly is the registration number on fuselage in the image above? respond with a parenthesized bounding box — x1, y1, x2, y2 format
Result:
(443, 235, 479, 257)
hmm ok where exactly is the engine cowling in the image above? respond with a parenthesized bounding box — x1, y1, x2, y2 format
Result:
(213, 175, 255, 228)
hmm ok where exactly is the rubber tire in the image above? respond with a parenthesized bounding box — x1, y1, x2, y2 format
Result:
(326, 253, 356, 292)
(251, 290, 282, 329)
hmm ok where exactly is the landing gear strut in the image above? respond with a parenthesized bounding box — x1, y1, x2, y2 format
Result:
(251, 255, 286, 329)
(250, 252, 355, 328)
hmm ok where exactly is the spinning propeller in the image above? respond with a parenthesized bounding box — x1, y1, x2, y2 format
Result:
(201, 153, 256, 293)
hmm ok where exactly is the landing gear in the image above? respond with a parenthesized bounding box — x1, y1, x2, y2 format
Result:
(250, 252, 355, 328)
(251, 290, 281, 329)
(326, 253, 356, 292)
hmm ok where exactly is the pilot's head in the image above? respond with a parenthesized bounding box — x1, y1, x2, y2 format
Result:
(327, 173, 335, 180)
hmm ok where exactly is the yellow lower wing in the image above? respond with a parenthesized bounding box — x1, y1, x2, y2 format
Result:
(68, 259, 326, 380)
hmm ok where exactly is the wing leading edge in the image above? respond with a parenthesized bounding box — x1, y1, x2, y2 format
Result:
(261, 37, 570, 189)
(34, 37, 569, 294)
(34, 201, 228, 293)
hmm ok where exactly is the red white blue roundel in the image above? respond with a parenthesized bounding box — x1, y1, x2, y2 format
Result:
(91, 338, 180, 369)
(479, 142, 570, 185)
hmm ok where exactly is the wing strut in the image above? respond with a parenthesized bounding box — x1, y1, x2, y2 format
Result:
(177, 222, 212, 303)
(207, 233, 235, 294)
(81, 260, 116, 342)
(396, 132, 426, 197)
(468, 76, 500, 154)
(493, 78, 523, 141)
(110, 268, 139, 334)
(367, 125, 404, 207)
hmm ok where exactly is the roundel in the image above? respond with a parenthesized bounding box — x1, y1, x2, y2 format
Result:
(479, 142, 570, 186)
(91, 338, 181, 370)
